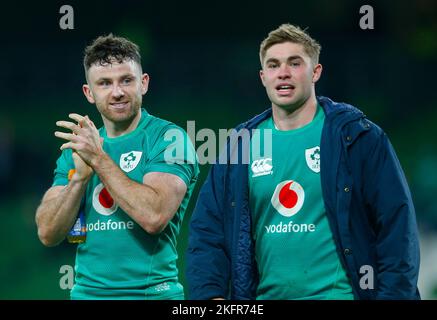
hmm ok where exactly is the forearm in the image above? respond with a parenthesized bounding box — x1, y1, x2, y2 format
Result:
(92, 153, 164, 234)
(36, 179, 89, 246)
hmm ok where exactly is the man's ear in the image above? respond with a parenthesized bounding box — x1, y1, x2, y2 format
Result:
(312, 63, 323, 83)
(141, 73, 150, 95)
(259, 69, 266, 87)
(82, 84, 95, 104)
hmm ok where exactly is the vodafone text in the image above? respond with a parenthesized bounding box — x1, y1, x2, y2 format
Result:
(265, 221, 316, 233)
(87, 219, 134, 231)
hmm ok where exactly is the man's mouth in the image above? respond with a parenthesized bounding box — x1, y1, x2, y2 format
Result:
(109, 102, 129, 109)
(276, 84, 295, 95)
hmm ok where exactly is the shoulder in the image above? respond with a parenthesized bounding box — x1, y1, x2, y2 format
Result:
(319, 95, 365, 119)
(320, 95, 385, 142)
(141, 115, 196, 162)
(144, 114, 187, 137)
(234, 108, 272, 131)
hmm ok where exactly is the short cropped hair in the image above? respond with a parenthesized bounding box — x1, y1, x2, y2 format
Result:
(83, 34, 142, 72)
(259, 24, 321, 66)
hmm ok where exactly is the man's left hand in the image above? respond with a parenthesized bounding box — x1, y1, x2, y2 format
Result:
(55, 113, 104, 167)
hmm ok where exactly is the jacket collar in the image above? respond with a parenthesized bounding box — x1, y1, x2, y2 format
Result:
(239, 96, 365, 131)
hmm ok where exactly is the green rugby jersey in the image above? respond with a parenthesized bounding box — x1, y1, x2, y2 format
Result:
(249, 105, 354, 300)
(52, 108, 199, 299)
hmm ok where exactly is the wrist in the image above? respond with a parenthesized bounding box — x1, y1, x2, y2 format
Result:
(69, 168, 92, 184)
(90, 150, 107, 171)
(70, 175, 91, 186)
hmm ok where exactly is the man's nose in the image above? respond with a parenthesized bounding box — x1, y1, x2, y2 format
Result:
(278, 63, 291, 79)
(111, 84, 125, 98)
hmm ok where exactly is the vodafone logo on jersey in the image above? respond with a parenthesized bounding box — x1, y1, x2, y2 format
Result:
(92, 183, 118, 216)
(271, 180, 305, 217)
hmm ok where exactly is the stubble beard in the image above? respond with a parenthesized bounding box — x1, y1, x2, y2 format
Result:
(98, 97, 141, 125)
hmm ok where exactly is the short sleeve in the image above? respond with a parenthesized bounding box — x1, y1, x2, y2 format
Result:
(52, 149, 74, 187)
(144, 126, 199, 187)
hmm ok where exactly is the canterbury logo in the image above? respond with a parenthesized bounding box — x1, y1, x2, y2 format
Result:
(251, 158, 273, 177)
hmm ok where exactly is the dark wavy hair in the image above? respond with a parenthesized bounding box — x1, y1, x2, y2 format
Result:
(83, 34, 142, 73)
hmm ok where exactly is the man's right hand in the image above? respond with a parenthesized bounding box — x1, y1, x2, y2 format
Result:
(71, 151, 93, 182)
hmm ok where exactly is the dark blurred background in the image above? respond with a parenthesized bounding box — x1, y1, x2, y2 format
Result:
(0, 0, 436, 299)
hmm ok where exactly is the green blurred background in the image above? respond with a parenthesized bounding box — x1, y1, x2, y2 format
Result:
(1, 0, 436, 299)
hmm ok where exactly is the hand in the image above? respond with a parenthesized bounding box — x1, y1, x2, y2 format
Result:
(71, 151, 93, 182)
(55, 114, 104, 168)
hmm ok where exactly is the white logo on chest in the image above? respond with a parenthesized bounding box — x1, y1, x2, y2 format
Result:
(120, 151, 142, 173)
(305, 146, 320, 173)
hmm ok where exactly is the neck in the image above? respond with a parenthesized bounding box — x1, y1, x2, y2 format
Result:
(103, 111, 142, 138)
(272, 95, 317, 131)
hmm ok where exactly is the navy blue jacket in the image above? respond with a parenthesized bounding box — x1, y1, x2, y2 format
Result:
(187, 96, 420, 300)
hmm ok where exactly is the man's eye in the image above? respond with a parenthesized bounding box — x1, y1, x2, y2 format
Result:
(100, 81, 110, 86)
(291, 62, 300, 67)
(122, 78, 132, 85)
(268, 64, 278, 69)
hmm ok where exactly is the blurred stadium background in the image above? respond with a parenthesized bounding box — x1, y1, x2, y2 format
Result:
(0, 0, 436, 299)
